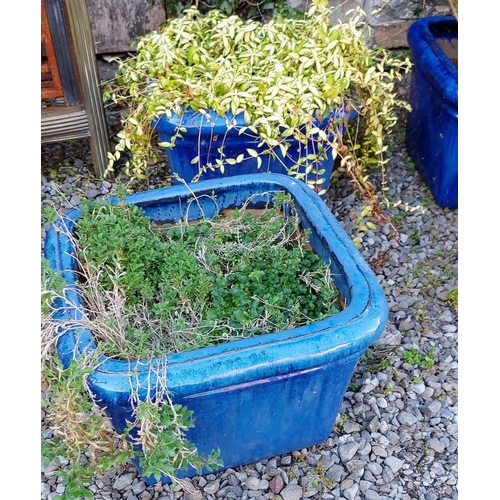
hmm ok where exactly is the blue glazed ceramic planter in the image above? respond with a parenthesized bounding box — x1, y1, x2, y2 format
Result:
(44, 173, 388, 484)
(405, 16, 458, 208)
(153, 108, 357, 195)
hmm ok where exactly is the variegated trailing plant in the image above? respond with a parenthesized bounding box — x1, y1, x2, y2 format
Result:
(104, 0, 412, 219)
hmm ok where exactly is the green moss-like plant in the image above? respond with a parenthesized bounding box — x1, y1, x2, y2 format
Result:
(74, 192, 341, 357)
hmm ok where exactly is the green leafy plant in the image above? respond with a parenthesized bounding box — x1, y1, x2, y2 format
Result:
(348, 381, 359, 392)
(384, 386, 394, 396)
(73, 191, 341, 357)
(42, 287, 222, 500)
(447, 288, 458, 311)
(333, 412, 349, 433)
(105, 0, 411, 204)
(311, 459, 335, 489)
(403, 347, 437, 370)
(359, 345, 395, 373)
(41, 257, 66, 315)
(164, 0, 304, 20)
(410, 228, 420, 246)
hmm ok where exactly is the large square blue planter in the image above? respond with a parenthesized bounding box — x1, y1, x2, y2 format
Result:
(44, 173, 388, 484)
(405, 16, 458, 209)
(153, 108, 357, 195)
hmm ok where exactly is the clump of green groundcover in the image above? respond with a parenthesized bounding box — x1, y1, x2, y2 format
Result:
(75, 193, 342, 358)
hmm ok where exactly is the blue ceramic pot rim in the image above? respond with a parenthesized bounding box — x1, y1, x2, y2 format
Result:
(407, 16, 458, 110)
(151, 106, 359, 138)
(45, 174, 387, 397)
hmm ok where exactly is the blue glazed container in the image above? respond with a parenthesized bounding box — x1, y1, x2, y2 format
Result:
(405, 16, 458, 208)
(153, 107, 357, 195)
(44, 173, 388, 484)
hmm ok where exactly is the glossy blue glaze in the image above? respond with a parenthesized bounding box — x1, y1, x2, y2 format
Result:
(44, 173, 388, 484)
(153, 108, 358, 195)
(405, 16, 458, 208)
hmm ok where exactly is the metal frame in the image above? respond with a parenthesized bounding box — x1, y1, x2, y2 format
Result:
(41, 0, 110, 178)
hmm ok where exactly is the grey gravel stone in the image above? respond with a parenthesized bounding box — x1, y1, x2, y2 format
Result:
(113, 474, 135, 490)
(428, 437, 446, 453)
(364, 490, 382, 500)
(326, 464, 346, 482)
(338, 442, 360, 463)
(245, 477, 260, 490)
(132, 481, 147, 495)
(371, 445, 388, 458)
(85, 188, 102, 199)
(185, 490, 203, 500)
(384, 456, 404, 474)
(346, 459, 366, 474)
(204, 479, 220, 495)
(397, 410, 419, 426)
(258, 479, 269, 490)
(343, 421, 361, 433)
(280, 484, 303, 500)
(421, 401, 442, 418)
(343, 483, 359, 500)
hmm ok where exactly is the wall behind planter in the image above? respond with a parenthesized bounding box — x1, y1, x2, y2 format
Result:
(86, 0, 454, 54)
(87, 0, 167, 53)
(289, 0, 454, 48)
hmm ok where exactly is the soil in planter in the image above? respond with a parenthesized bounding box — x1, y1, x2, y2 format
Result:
(436, 37, 458, 68)
(73, 193, 343, 359)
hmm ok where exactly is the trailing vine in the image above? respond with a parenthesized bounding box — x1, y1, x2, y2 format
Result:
(104, 1, 411, 203)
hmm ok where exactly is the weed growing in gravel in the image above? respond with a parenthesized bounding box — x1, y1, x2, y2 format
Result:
(42, 205, 59, 226)
(403, 347, 437, 370)
(359, 345, 395, 373)
(348, 381, 360, 392)
(333, 413, 349, 433)
(406, 159, 416, 173)
(311, 459, 335, 489)
(447, 289, 458, 311)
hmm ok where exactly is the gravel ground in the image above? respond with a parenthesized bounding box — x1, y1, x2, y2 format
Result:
(41, 71, 458, 500)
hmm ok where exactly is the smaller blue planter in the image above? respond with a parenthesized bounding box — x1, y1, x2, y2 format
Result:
(153, 107, 357, 195)
(405, 16, 458, 209)
(44, 173, 388, 485)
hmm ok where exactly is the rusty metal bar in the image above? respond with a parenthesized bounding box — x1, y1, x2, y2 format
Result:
(44, 0, 81, 105)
